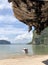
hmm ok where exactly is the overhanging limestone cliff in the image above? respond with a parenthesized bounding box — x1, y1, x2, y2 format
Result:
(8, 0, 48, 34)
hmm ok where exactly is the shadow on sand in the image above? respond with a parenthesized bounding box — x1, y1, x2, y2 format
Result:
(42, 59, 48, 65)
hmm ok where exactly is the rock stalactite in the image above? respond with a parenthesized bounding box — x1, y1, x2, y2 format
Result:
(8, 0, 48, 34)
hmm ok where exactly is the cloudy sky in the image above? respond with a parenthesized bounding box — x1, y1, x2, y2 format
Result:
(0, 0, 33, 44)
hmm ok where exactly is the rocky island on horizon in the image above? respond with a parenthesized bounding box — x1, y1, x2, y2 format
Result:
(0, 40, 11, 45)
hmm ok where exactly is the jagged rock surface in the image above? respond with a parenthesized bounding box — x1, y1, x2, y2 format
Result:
(8, 0, 48, 34)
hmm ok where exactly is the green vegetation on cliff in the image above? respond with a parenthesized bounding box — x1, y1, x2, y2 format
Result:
(28, 27, 48, 45)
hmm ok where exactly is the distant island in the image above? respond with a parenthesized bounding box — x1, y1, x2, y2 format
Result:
(27, 42, 32, 45)
(0, 40, 11, 44)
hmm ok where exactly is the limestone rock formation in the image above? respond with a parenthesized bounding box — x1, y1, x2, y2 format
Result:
(32, 27, 48, 45)
(8, 0, 48, 34)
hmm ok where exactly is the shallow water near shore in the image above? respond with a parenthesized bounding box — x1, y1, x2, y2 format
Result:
(0, 44, 48, 59)
(0, 44, 32, 59)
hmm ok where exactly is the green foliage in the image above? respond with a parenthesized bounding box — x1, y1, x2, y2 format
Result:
(29, 27, 48, 45)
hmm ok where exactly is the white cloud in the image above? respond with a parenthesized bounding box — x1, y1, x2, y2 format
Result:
(0, 36, 9, 40)
(15, 31, 33, 43)
(0, 26, 33, 43)
(0, 0, 33, 43)
(0, 0, 12, 9)
(0, 27, 25, 43)
(0, 35, 14, 43)
(0, 27, 26, 35)
(0, 3, 11, 9)
(0, 15, 19, 24)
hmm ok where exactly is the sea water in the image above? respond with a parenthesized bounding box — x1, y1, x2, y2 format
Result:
(0, 44, 48, 59)
(0, 44, 33, 59)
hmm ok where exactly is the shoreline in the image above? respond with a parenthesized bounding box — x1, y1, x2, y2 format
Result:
(0, 55, 48, 65)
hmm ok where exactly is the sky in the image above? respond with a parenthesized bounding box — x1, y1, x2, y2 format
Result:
(0, 0, 33, 44)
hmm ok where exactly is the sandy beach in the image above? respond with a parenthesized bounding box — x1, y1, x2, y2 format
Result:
(0, 55, 48, 65)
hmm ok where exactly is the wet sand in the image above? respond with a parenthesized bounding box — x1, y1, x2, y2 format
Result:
(0, 55, 48, 65)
